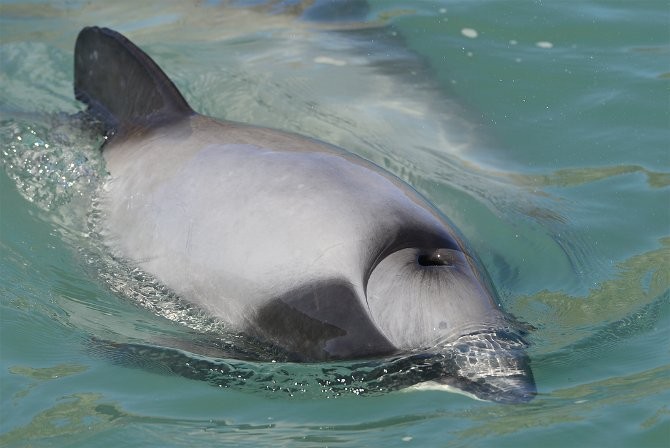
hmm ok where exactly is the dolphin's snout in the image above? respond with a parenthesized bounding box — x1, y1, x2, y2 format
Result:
(443, 329, 536, 403)
(476, 372, 537, 404)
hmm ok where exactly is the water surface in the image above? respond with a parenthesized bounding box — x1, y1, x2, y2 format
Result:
(1, 1, 669, 446)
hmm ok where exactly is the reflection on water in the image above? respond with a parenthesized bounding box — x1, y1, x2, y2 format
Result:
(454, 365, 670, 440)
(514, 237, 669, 351)
(512, 165, 670, 190)
(0, 393, 118, 446)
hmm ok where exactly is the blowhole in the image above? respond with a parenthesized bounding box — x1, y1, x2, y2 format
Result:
(417, 251, 453, 267)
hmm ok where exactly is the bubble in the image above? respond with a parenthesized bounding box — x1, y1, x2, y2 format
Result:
(461, 28, 478, 39)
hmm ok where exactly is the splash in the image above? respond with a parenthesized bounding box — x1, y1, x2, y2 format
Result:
(0, 115, 105, 212)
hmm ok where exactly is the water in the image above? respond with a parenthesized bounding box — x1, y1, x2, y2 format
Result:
(1, 0, 668, 446)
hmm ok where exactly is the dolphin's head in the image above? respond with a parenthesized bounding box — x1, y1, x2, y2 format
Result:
(365, 246, 536, 403)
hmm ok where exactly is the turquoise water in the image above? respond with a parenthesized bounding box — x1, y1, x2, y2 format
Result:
(1, 0, 669, 446)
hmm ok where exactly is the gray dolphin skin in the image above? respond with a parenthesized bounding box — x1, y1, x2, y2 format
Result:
(74, 26, 535, 403)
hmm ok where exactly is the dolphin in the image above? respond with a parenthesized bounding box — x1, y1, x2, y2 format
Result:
(74, 26, 535, 403)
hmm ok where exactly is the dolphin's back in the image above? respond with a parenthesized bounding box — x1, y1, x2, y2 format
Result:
(73, 25, 492, 362)
(74, 26, 193, 133)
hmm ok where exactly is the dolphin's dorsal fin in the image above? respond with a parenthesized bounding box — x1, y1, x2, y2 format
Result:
(74, 26, 194, 134)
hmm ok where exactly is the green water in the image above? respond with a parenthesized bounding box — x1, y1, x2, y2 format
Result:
(1, 0, 669, 446)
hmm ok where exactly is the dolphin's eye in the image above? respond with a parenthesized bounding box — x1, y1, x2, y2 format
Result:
(417, 250, 455, 267)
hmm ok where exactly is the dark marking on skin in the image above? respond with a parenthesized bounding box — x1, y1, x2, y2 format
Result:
(254, 281, 396, 361)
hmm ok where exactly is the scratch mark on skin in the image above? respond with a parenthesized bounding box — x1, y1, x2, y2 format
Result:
(185, 219, 194, 255)
(307, 239, 359, 268)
